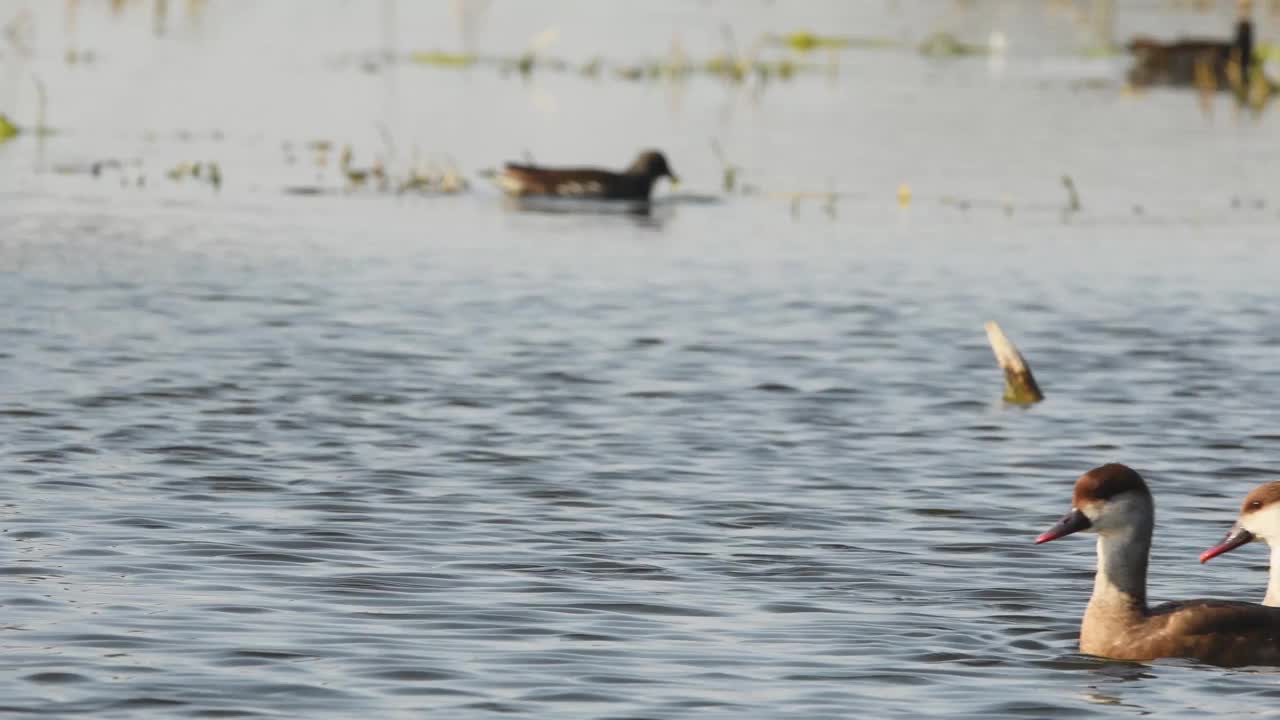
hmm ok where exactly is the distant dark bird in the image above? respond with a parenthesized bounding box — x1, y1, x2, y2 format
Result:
(1126, 18, 1254, 90)
(497, 150, 678, 201)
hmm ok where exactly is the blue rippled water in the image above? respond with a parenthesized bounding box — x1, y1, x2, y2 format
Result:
(4, 1, 1280, 717)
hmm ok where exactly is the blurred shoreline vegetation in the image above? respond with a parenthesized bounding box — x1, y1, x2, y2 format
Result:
(4, 0, 1280, 212)
(401, 28, 853, 87)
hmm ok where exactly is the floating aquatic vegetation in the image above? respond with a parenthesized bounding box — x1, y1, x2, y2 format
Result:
(0, 106, 56, 141)
(778, 190, 839, 219)
(398, 23, 838, 88)
(1060, 174, 1081, 220)
(710, 140, 741, 193)
(408, 51, 476, 68)
(50, 156, 219, 191)
(52, 158, 136, 178)
(165, 160, 222, 191)
(704, 54, 749, 83)
(918, 32, 991, 58)
(339, 145, 385, 190)
(1080, 45, 1126, 58)
(284, 141, 468, 197)
(63, 49, 99, 65)
(0, 113, 17, 142)
(397, 48, 814, 86)
(580, 57, 603, 78)
(396, 153, 469, 195)
(768, 31, 898, 52)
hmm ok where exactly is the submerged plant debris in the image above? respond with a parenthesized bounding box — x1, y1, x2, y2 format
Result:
(984, 321, 1045, 405)
(768, 31, 900, 52)
(282, 142, 468, 197)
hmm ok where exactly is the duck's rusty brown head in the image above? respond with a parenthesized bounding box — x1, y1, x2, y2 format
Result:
(1037, 464, 1152, 544)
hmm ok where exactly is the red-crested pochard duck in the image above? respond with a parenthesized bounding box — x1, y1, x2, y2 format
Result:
(1200, 482, 1280, 607)
(1036, 463, 1280, 665)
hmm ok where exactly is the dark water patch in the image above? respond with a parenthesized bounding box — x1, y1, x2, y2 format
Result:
(561, 632, 625, 642)
(463, 701, 529, 713)
(441, 450, 543, 465)
(61, 634, 163, 649)
(203, 605, 273, 614)
(759, 601, 840, 613)
(0, 566, 62, 577)
(440, 396, 493, 408)
(1, 596, 59, 606)
(0, 407, 54, 417)
(909, 507, 981, 518)
(383, 686, 480, 697)
(9, 530, 57, 540)
(564, 601, 725, 617)
(177, 474, 281, 493)
(238, 683, 351, 699)
(142, 444, 259, 462)
(108, 516, 178, 529)
(227, 650, 314, 661)
(538, 370, 608, 385)
(624, 389, 680, 398)
(227, 552, 324, 564)
(109, 697, 190, 710)
(71, 393, 139, 408)
(23, 672, 90, 684)
(981, 700, 1101, 717)
(358, 668, 460, 682)
(335, 392, 409, 406)
(519, 690, 622, 703)
(630, 337, 664, 347)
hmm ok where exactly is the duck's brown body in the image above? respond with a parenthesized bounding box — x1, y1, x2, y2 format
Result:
(1082, 597, 1280, 665)
(500, 166, 654, 199)
(497, 150, 677, 201)
(1037, 463, 1280, 667)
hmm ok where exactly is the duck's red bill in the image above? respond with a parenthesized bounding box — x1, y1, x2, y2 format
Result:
(1199, 525, 1254, 563)
(1035, 508, 1091, 544)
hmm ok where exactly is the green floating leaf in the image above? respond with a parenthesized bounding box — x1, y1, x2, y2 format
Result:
(0, 113, 19, 142)
(1257, 43, 1280, 63)
(409, 51, 476, 68)
(919, 32, 988, 58)
(780, 31, 852, 52)
(776, 31, 904, 51)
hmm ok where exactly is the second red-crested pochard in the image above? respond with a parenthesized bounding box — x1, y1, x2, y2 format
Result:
(1200, 482, 1280, 607)
(1036, 463, 1280, 665)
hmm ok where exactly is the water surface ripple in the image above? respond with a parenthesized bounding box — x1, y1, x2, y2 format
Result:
(4, 1, 1280, 717)
(3, 194, 1280, 718)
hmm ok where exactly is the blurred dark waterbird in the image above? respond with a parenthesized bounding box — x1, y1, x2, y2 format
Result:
(497, 150, 678, 200)
(1126, 17, 1254, 90)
